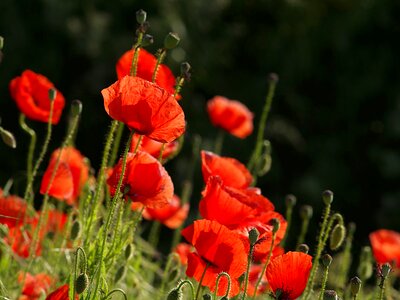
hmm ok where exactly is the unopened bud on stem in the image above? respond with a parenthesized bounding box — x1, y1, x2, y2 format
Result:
(322, 190, 333, 205)
(48, 88, 57, 101)
(350, 276, 361, 297)
(164, 32, 180, 49)
(297, 244, 309, 254)
(136, 9, 147, 24)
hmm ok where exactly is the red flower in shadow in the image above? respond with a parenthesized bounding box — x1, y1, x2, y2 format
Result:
(116, 48, 179, 98)
(182, 219, 248, 297)
(370, 229, 400, 268)
(207, 96, 253, 138)
(9, 70, 65, 124)
(102, 76, 185, 143)
(266, 251, 312, 300)
(108, 151, 174, 208)
(0, 189, 27, 228)
(201, 151, 252, 189)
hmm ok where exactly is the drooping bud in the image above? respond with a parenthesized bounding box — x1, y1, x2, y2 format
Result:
(125, 244, 134, 260)
(48, 88, 57, 101)
(350, 276, 361, 297)
(114, 266, 126, 283)
(141, 34, 154, 47)
(297, 244, 309, 254)
(322, 254, 332, 268)
(285, 194, 297, 207)
(322, 190, 333, 205)
(0, 36, 4, 50)
(202, 294, 212, 300)
(164, 32, 180, 49)
(71, 99, 83, 117)
(357, 246, 373, 280)
(136, 9, 147, 24)
(0, 127, 17, 148)
(323, 290, 338, 300)
(330, 224, 346, 250)
(381, 263, 391, 278)
(248, 228, 260, 246)
(271, 218, 280, 234)
(300, 205, 313, 220)
(75, 273, 89, 294)
(167, 288, 182, 300)
(70, 220, 81, 240)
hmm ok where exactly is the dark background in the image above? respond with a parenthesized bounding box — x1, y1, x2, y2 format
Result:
(1, 0, 400, 250)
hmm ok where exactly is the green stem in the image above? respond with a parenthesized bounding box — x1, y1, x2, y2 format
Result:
(157, 253, 180, 300)
(241, 244, 255, 300)
(247, 77, 277, 174)
(105, 289, 128, 300)
(176, 280, 195, 300)
(18, 114, 36, 183)
(296, 217, 310, 248)
(318, 266, 330, 300)
(214, 129, 225, 155)
(337, 224, 355, 290)
(195, 263, 210, 300)
(130, 33, 144, 77)
(174, 76, 185, 99)
(148, 221, 162, 249)
(252, 232, 277, 299)
(302, 203, 332, 300)
(84, 120, 118, 249)
(108, 122, 124, 167)
(213, 272, 231, 299)
(158, 143, 165, 164)
(280, 202, 294, 249)
(152, 49, 166, 83)
(91, 131, 133, 300)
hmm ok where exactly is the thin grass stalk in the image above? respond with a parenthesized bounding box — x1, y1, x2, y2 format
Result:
(18, 114, 36, 183)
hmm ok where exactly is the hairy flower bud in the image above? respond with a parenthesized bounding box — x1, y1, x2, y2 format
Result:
(248, 228, 260, 246)
(322, 190, 333, 205)
(297, 244, 309, 254)
(71, 99, 83, 117)
(114, 266, 126, 283)
(330, 224, 346, 250)
(70, 220, 81, 240)
(271, 218, 280, 234)
(164, 32, 180, 49)
(167, 288, 182, 300)
(48, 88, 57, 101)
(350, 276, 361, 297)
(381, 263, 391, 278)
(300, 205, 313, 220)
(136, 9, 147, 24)
(323, 290, 338, 300)
(322, 254, 332, 268)
(0, 127, 16, 149)
(141, 34, 154, 47)
(285, 194, 297, 207)
(75, 273, 89, 294)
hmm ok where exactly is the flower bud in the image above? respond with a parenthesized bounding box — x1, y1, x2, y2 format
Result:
(114, 266, 126, 283)
(322, 190, 333, 205)
(248, 228, 259, 246)
(164, 32, 180, 49)
(75, 273, 89, 294)
(136, 9, 147, 24)
(268, 73, 279, 83)
(48, 88, 57, 101)
(125, 243, 134, 260)
(350, 276, 361, 296)
(181, 62, 191, 74)
(141, 34, 154, 47)
(381, 263, 391, 278)
(297, 244, 309, 254)
(202, 294, 212, 300)
(167, 288, 182, 300)
(330, 224, 346, 250)
(323, 290, 338, 300)
(271, 218, 280, 234)
(0, 36, 4, 50)
(300, 205, 313, 220)
(0, 127, 16, 149)
(322, 254, 332, 268)
(71, 99, 82, 117)
(70, 220, 81, 240)
(285, 194, 297, 207)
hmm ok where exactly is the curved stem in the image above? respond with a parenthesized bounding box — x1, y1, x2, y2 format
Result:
(73, 247, 88, 297)
(213, 272, 231, 299)
(152, 50, 166, 83)
(105, 289, 128, 300)
(176, 280, 195, 300)
(195, 263, 210, 300)
(19, 114, 36, 182)
(214, 129, 224, 155)
(108, 122, 124, 167)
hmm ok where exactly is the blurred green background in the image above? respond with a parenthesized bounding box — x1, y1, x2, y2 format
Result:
(1, 0, 399, 249)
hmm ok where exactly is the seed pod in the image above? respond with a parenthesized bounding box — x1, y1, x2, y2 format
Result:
(164, 32, 180, 49)
(268, 73, 279, 83)
(271, 218, 280, 234)
(141, 34, 154, 47)
(202, 294, 212, 300)
(136, 9, 147, 24)
(167, 288, 182, 300)
(75, 273, 89, 294)
(330, 224, 346, 250)
(323, 290, 338, 300)
(48, 88, 57, 101)
(248, 228, 260, 246)
(71, 100, 83, 117)
(322, 190, 333, 205)
(70, 221, 81, 240)
(381, 263, 391, 278)
(285, 194, 297, 207)
(300, 205, 313, 220)
(350, 276, 361, 297)
(114, 266, 126, 283)
(322, 254, 332, 268)
(297, 244, 309, 254)
(0, 36, 4, 50)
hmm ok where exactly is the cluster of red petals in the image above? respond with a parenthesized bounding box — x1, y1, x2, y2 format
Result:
(201, 151, 252, 189)
(207, 96, 253, 139)
(116, 48, 179, 98)
(130, 133, 179, 161)
(108, 151, 173, 208)
(46, 284, 77, 300)
(101, 76, 185, 143)
(173, 242, 192, 265)
(369, 229, 400, 268)
(18, 272, 54, 300)
(141, 195, 189, 229)
(40, 147, 89, 205)
(9, 70, 65, 124)
(0, 189, 27, 228)
(182, 219, 248, 297)
(266, 251, 313, 300)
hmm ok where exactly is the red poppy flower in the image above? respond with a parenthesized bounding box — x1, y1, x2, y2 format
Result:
(131, 133, 179, 160)
(9, 70, 65, 124)
(207, 96, 253, 139)
(102, 76, 185, 143)
(0, 190, 27, 228)
(370, 229, 400, 268)
(199, 176, 274, 227)
(182, 219, 248, 297)
(142, 195, 189, 229)
(116, 48, 180, 99)
(201, 151, 252, 189)
(108, 151, 174, 208)
(46, 284, 77, 300)
(173, 242, 192, 265)
(266, 251, 312, 300)
(40, 160, 74, 201)
(18, 272, 54, 300)
(5, 221, 41, 258)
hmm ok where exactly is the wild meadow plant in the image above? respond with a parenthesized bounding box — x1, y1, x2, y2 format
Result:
(0, 9, 399, 300)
